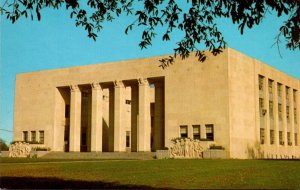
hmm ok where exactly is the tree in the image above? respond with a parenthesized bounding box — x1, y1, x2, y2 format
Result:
(1, 0, 299, 67)
(0, 138, 9, 151)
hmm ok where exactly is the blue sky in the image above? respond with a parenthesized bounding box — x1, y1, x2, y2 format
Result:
(1, 4, 299, 144)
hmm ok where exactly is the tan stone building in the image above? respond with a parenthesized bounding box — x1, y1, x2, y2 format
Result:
(13, 48, 300, 159)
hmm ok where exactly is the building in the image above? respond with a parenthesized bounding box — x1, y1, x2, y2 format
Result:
(13, 48, 300, 159)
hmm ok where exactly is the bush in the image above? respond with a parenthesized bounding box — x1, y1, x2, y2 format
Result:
(0, 139, 9, 151)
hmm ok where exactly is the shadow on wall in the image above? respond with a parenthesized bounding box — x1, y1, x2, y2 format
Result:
(247, 142, 264, 159)
(0, 176, 171, 189)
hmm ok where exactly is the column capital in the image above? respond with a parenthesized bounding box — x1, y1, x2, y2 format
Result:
(114, 80, 124, 88)
(91, 82, 101, 90)
(70, 85, 80, 92)
(138, 78, 149, 86)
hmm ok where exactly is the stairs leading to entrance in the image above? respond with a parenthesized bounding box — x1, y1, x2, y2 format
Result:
(41, 152, 156, 160)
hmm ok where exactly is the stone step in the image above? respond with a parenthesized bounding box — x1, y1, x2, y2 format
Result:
(41, 152, 156, 160)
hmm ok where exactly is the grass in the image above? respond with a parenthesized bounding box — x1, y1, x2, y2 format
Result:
(1, 158, 300, 189)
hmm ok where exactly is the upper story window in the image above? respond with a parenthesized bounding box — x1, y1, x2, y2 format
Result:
(23, 131, 28, 142)
(259, 75, 264, 90)
(295, 108, 298, 124)
(269, 101, 274, 118)
(294, 90, 297, 105)
(39, 131, 44, 144)
(277, 83, 282, 97)
(31, 131, 36, 142)
(192, 125, 200, 140)
(286, 87, 290, 103)
(287, 106, 290, 122)
(205, 124, 214, 141)
(268, 79, 273, 95)
(278, 103, 282, 121)
(180, 125, 188, 138)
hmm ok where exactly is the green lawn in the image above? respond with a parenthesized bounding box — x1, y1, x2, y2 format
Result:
(1, 158, 300, 189)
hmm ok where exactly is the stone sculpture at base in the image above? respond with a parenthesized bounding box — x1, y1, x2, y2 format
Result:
(9, 142, 32, 158)
(170, 138, 203, 158)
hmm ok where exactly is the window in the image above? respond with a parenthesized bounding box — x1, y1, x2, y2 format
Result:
(269, 101, 273, 118)
(295, 133, 298, 146)
(23, 131, 28, 142)
(260, 128, 265, 144)
(259, 98, 264, 116)
(279, 131, 284, 145)
(31, 131, 36, 142)
(125, 100, 131, 105)
(287, 132, 292, 146)
(286, 106, 290, 122)
(268, 79, 273, 95)
(277, 83, 282, 97)
(65, 104, 70, 118)
(295, 108, 298, 124)
(39, 131, 44, 144)
(205, 124, 214, 141)
(286, 87, 289, 103)
(258, 75, 264, 90)
(192, 125, 200, 140)
(270, 130, 274, 145)
(126, 131, 130, 148)
(180, 125, 188, 138)
(278, 104, 282, 120)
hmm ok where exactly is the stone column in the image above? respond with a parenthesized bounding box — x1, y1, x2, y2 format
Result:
(273, 82, 279, 146)
(114, 80, 126, 152)
(289, 88, 294, 146)
(138, 78, 151, 151)
(91, 83, 103, 152)
(69, 85, 81, 152)
(131, 84, 138, 152)
(264, 78, 270, 145)
(282, 86, 287, 147)
(153, 82, 165, 150)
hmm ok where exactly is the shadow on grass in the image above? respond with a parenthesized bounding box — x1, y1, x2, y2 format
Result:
(1, 176, 171, 189)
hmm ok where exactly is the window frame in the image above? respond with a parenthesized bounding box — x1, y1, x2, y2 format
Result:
(205, 124, 214, 141)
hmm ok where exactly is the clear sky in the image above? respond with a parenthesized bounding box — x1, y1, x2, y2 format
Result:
(0, 4, 299, 144)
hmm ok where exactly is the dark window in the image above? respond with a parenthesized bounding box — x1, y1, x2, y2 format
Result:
(192, 125, 200, 140)
(258, 75, 264, 90)
(205, 124, 214, 141)
(295, 133, 298, 146)
(65, 104, 70, 118)
(277, 83, 282, 97)
(180, 125, 188, 138)
(39, 131, 44, 144)
(278, 104, 282, 120)
(126, 131, 130, 148)
(269, 101, 273, 118)
(268, 79, 273, 94)
(31, 131, 36, 142)
(23, 131, 28, 142)
(270, 130, 274, 145)
(260, 128, 265, 144)
(279, 131, 284, 145)
(287, 132, 291, 146)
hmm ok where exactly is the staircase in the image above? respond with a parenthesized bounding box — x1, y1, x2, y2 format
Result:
(41, 151, 156, 160)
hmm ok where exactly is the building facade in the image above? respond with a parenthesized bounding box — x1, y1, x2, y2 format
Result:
(13, 48, 300, 159)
